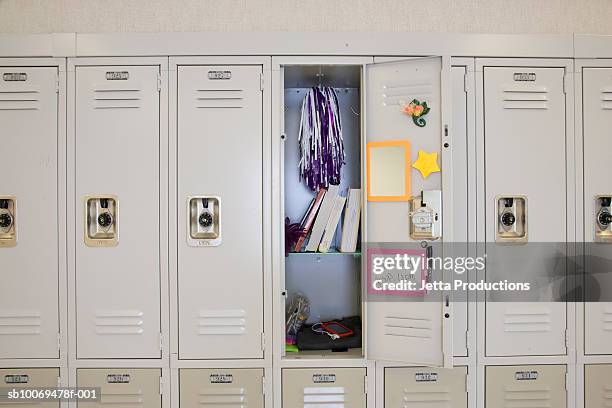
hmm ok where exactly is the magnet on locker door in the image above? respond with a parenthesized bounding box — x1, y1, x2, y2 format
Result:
(384, 366, 467, 408)
(180, 368, 264, 407)
(282, 368, 366, 408)
(0, 196, 16, 247)
(84, 195, 118, 247)
(0, 368, 60, 408)
(486, 365, 566, 408)
(76, 368, 161, 408)
(409, 190, 442, 241)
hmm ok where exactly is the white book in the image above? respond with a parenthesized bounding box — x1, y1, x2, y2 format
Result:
(305, 184, 339, 252)
(340, 189, 361, 253)
(318, 195, 347, 253)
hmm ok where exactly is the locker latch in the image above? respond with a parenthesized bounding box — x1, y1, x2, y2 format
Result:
(188, 196, 221, 247)
(495, 195, 527, 243)
(84, 195, 118, 247)
(0, 196, 16, 247)
(409, 190, 442, 241)
(595, 195, 612, 243)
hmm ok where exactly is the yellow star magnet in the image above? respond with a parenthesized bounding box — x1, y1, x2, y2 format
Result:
(412, 150, 441, 179)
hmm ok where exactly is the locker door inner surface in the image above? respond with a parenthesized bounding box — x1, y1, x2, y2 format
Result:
(77, 368, 161, 408)
(0, 66, 60, 359)
(75, 64, 162, 359)
(483, 66, 568, 357)
(177, 65, 264, 359)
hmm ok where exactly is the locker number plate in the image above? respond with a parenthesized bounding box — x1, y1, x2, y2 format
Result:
(513, 72, 536, 82)
(210, 374, 233, 384)
(4, 375, 29, 384)
(515, 371, 538, 381)
(415, 373, 438, 382)
(3, 73, 27, 82)
(106, 374, 130, 384)
(312, 374, 336, 383)
(208, 71, 231, 80)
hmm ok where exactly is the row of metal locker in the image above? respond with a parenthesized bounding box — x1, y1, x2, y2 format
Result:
(5, 364, 612, 407)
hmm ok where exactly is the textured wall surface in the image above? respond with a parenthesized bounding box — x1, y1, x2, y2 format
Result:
(0, 0, 611, 34)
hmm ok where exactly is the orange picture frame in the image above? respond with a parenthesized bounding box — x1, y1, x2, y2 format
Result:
(366, 140, 412, 202)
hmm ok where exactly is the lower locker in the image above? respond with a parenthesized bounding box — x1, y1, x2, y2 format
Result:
(585, 364, 612, 408)
(384, 367, 467, 408)
(486, 365, 566, 408)
(282, 368, 366, 408)
(179, 368, 264, 408)
(0, 368, 59, 408)
(76, 368, 161, 408)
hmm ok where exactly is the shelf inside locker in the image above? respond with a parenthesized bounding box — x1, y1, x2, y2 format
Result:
(287, 250, 361, 257)
(284, 347, 364, 360)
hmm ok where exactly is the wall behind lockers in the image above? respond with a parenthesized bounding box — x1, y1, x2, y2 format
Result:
(1, 0, 612, 34)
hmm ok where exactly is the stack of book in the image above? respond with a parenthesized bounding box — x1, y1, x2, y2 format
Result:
(294, 185, 361, 253)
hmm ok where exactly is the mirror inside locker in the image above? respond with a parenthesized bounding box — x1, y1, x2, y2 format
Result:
(595, 195, 612, 242)
(0, 196, 16, 247)
(84, 196, 118, 246)
(188, 196, 221, 246)
(495, 195, 527, 243)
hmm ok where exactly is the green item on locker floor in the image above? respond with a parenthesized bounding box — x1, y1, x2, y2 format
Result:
(285, 344, 299, 353)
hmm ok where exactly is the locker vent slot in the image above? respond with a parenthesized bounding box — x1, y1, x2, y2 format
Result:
(303, 386, 346, 407)
(95, 310, 144, 335)
(198, 309, 247, 335)
(0, 90, 40, 110)
(402, 386, 451, 405)
(195, 89, 245, 109)
(600, 87, 612, 110)
(503, 385, 551, 408)
(0, 311, 42, 335)
(381, 81, 434, 107)
(383, 316, 432, 339)
(199, 387, 246, 406)
(100, 390, 144, 405)
(503, 308, 552, 333)
(502, 86, 549, 110)
(601, 307, 612, 331)
(94, 88, 142, 109)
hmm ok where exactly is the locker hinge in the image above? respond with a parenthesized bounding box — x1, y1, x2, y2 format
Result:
(159, 376, 163, 395)
(464, 73, 469, 93)
(57, 333, 61, 351)
(465, 373, 470, 392)
(261, 333, 266, 351)
(363, 375, 368, 394)
(159, 333, 163, 352)
(57, 376, 61, 387)
(157, 73, 162, 92)
(55, 75, 60, 93)
(563, 74, 569, 94)
(260, 73, 264, 91)
(564, 372, 569, 391)
(564, 329, 569, 349)
(465, 330, 469, 352)
(262, 376, 266, 395)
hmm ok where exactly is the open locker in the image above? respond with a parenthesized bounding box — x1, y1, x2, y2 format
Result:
(76, 368, 161, 408)
(580, 66, 612, 355)
(384, 366, 467, 408)
(0, 64, 61, 359)
(478, 60, 572, 357)
(277, 56, 450, 366)
(72, 60, 163, 359)
(174, 62, 265, 360)
(179, 368, 264, 407)
(0, 367, 60, 408)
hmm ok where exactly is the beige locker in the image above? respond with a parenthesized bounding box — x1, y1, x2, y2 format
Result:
(384, 366, 467, 408)
(180, 368, 263, 407)
(0, 368, 59, 408)
(77, 368, 161, 408)
(486, 365, 566, 408)
(585, 364, 612, 408)
(282, 368, 366, 408)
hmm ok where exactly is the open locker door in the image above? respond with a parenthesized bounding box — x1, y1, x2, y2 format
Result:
(365, 57, 451, 366)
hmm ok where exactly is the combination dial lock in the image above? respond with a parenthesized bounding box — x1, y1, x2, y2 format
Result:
(97, 212, 113, 228)
(0, 213, 12, 228)
(501, 212, 516, 227)
(198, 212, 213, 228)
(599, 210, 612, 227)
